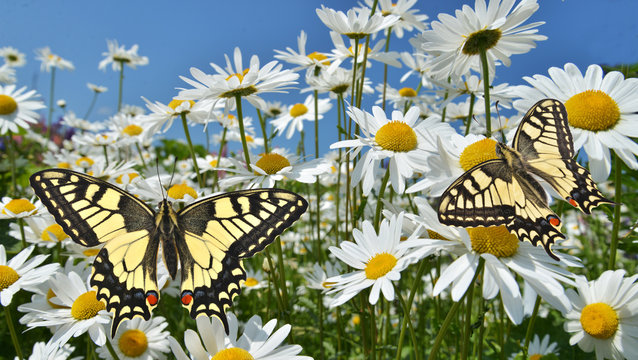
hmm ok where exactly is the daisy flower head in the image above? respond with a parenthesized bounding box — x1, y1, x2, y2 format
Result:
(169, 313, 312, 360)
(23, 342, 77, 360)
(274, 30, 331, 72)
(418, 0, 546, 81)
(0, 64, 16, 84)
(0, 46, 26, 67)
(563, 269, 638, 360)
(361, 0, 429, 39)
(305, 63, 373, 97)
(330, 105, 435, 195)
(35, 47, 74, 72)
(10, 215, 72, 249)
(25, 270, 111, 347)
(271, 94, 332, 139)
(98, 39, 149, 71)
(140, 96, 212, 133)
(326, 212, 435, 306)
(0, 84, 46, 135)
(178, 47, 299, 114)
(316, 5, 400, 40)
(96, 316, 171, 360)
(509, 334, 559, 359)
(87, 82, 108, 93)
(0, 245, 59, 306)
(326, 31, 402, 69)
(0, 196, 45, 219)
(512, 62, 638, 181)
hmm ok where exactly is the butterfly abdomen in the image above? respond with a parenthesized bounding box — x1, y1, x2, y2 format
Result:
(156, 200, 180, 279)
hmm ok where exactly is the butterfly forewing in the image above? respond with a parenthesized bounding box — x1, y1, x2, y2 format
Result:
(175, 189, 308, 332)
(30, 169, 161, 337)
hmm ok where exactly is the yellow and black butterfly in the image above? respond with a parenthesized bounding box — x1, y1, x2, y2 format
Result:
(30, 168, 307, 336)
(438, 99, 612, 260)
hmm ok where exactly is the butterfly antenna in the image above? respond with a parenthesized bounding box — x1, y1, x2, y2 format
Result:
(155, 159, 167, 199)
(494, 101, 507, 142)
(167, 158, 178, 190)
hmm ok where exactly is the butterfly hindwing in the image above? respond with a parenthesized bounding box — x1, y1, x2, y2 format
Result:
(30, 169, 160, 336)
(175, 189, 308, 331)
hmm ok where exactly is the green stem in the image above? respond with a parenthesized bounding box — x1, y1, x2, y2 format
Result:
(180, 114, 204, 188)
(465, 93, 476, 136)
(317, 291, 325, 360)
(461, 259, 480, 360)
(380, 27, 392, 111)
(429, 257, 485, 360)
(18, 219, 27, 250)
(117, 62, 124, 112)
(257, 108, 269, 154)
(373, 167, 391, 231)
(395, 287, 420, 360)
(102, 145, 109, 167)
(105, 339, 121, 360)
(4, 305, 23, 360)
(135, 143, 147, 170)
(7, 132, 17, 197)
(608, 151, 622, 270)
(234, 95, 252, 170)
(273, 237, 291, 323)
(522, 295, 542, 359)
(479, 49, 492, 138)
(313, 92, 323, 264)
(476, 289, 485, 360)
(395, 260, 428, 360)
(45, 67, 56, 141)
(83, 92, 99, 119)
(211, 127, 227, 191)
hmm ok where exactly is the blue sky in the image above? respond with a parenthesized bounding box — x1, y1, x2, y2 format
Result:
(3, 0, 638, 154)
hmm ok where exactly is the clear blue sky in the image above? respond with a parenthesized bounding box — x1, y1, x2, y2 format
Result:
(3, 0, 638, 154)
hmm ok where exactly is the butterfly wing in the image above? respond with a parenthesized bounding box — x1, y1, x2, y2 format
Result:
(175, 189, 308, 332)
(513, 99, 612, 212)
(30, 169, 160, 337)
(438, 159, 564, 260)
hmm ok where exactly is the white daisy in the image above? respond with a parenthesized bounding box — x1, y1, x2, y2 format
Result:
(0, 196, 45, 219)
(0, 46, 26, 67)
(361, 0, 429, 39)
(0, 63, 16, 84)
(25, 270, 111, 347)
(304, 63, 374, 97)
(316, 5, 399, 39)
(0, 84, 45, 135)
(271, 94, 332, 139)
(329, 105, 438, 195)
(326, 213, 438, 306)
(178, 47, 298, 114)
(274, 30, 330, 72)
(35, 47, 74, 72)
(418, 0, 546, 80)
(512, 62, 638, 181)
(98, 39, 149, 71)
(326, 31, 402, 69)
(87, 83, 108, 93)
(96, 316, 171, 360)
(169, 313, 312, 360)
(22, 341, 78, 360)
(140, 97, 213, 134)
(514, 334, 559, 359)
(0, 245, 59, 306)
(9, 215, 73, 249)
(563, 269, 638, 360)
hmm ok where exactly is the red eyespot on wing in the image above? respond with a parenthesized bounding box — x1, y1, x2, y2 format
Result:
(146, 291, 159, 306)
(568, 197, 578, 208)
(548, 215, 561, 227)
(181, 291, 193, 305)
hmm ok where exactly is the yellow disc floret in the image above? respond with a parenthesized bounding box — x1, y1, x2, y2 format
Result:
(255, 153, 291, 175)
(168, 99, 195, 111)
(0, 265, 19, 291)
(118, 329, 149, 357)
(122, 124, 143, 137)
(46, 288, 67, 309)
(167, 183, 198, 200)
(580, 302, 619, 339)
(398, 87, 417, 97)
(468, 226, 519, 258)
(42, 224, 68, 242)
(0, 94, 18, 115)
(365, 253, 397, 280)
(308, 51, 330, 66)
(375, 121, 418, 152)
(71, 291, 105, 320)
(3, 198, 36, 215)
(289, 103, 309, 118)
(244, 277, 259, 287)
(459, 138, 498, 171)
(211, 348, 255, 360)
(565, 90, 620, 132)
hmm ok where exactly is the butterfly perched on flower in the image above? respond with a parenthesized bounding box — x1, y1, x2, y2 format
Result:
(30, 169, 307, 336)
(438, 99, 612, 260)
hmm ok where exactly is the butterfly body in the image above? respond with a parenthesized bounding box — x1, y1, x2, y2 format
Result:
(30, 169, 308, 336)
(438, 99, 612, 260)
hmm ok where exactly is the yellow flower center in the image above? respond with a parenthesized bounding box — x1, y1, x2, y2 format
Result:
(580, 302, 619, 339)
(76, 157, 94, 167)
(167, 183, 198, 200)
(462, 28, 502, 55)
(529, 355, 542, 360)
(83, 248, 101, 257)
(211, 348, 255, 360)
(468, 226, 519, 257)
(322, 281, 336, 289)
(118, 329, 149, 357)
(167, 99, 195, 112)
(348, 45, 373, 56)
(115, 172, 139, 184)
(254, 153, 291, 175)
(244, 277, 259, 287)
(307, 51, 330, 65)
(57, 162, 71, 169)
(122, 124, 143, 136)
(0, 94, 18, 115)
(209, 159, 218, 167)
(427, 229, 448, 240)
(0, 265, 20, 291)
(352, 314, 361, 325)
(226, 69, 250, 83)
(3, 198, 36, 215)
(70, 291, 105, 320)
(289, 103, 309, 117)
(459, 138, 498, 171)
(46, 288, 67, 309)
(375, 121, 418, 152)
(245, 135, 254, 143)
(565, 90, 620, 132)
(42, 224, 68, 242)
(365, 252, 397, 280)
(398, 87, 417, 97)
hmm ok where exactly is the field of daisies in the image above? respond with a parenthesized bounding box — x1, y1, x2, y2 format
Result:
(1, 0, 638, 359)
